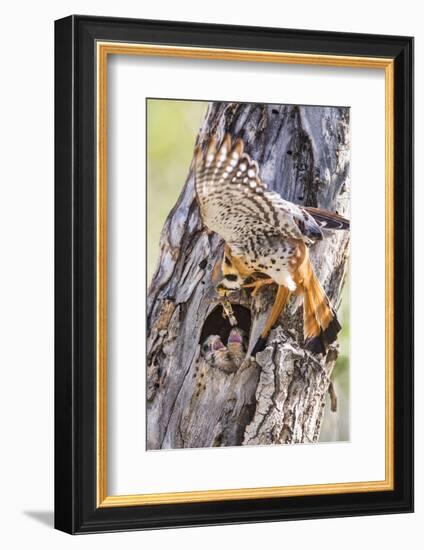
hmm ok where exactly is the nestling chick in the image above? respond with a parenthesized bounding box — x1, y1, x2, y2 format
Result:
(200, 335, 237, 374)
(226, 328, 248, 368)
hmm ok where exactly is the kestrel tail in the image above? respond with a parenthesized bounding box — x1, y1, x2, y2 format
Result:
(194, 133, 349, 355)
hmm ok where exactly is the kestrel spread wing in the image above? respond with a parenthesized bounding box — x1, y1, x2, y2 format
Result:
(195, 135, 324, 250)
(195, 134, 337, 291)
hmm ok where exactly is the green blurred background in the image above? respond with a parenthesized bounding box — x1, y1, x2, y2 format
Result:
(147, 99, 208, 282)
(147, 98, 349, 443)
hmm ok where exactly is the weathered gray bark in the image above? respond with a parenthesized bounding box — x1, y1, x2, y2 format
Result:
(147, 102, 350, 449)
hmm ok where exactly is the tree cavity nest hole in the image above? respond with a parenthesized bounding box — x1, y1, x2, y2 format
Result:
(199, 304, 252, 346)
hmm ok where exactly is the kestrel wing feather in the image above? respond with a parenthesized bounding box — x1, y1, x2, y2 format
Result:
(303, 206, 350, 230)
(195, 135, 313, 248)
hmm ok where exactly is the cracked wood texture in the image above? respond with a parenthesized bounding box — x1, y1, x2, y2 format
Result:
(147, 102, 350, 449)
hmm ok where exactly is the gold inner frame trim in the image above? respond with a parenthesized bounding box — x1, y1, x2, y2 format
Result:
(96, 41, 395, 508)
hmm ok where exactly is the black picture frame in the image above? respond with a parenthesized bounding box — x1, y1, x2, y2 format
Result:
(55, 15, 414, 534)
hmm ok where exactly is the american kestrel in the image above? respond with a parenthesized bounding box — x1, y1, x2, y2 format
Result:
(195, 134, 349, 355)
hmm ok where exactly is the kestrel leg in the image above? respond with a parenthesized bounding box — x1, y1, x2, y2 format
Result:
(242, 277, 274, 297)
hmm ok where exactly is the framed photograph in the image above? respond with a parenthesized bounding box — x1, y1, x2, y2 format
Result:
(54, 15, 413, 534)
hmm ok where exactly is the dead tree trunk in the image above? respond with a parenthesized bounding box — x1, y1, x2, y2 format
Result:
(147, 103, 350, 449)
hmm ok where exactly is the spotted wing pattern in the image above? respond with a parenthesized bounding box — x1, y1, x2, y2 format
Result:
(194, 135, 324, 256)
